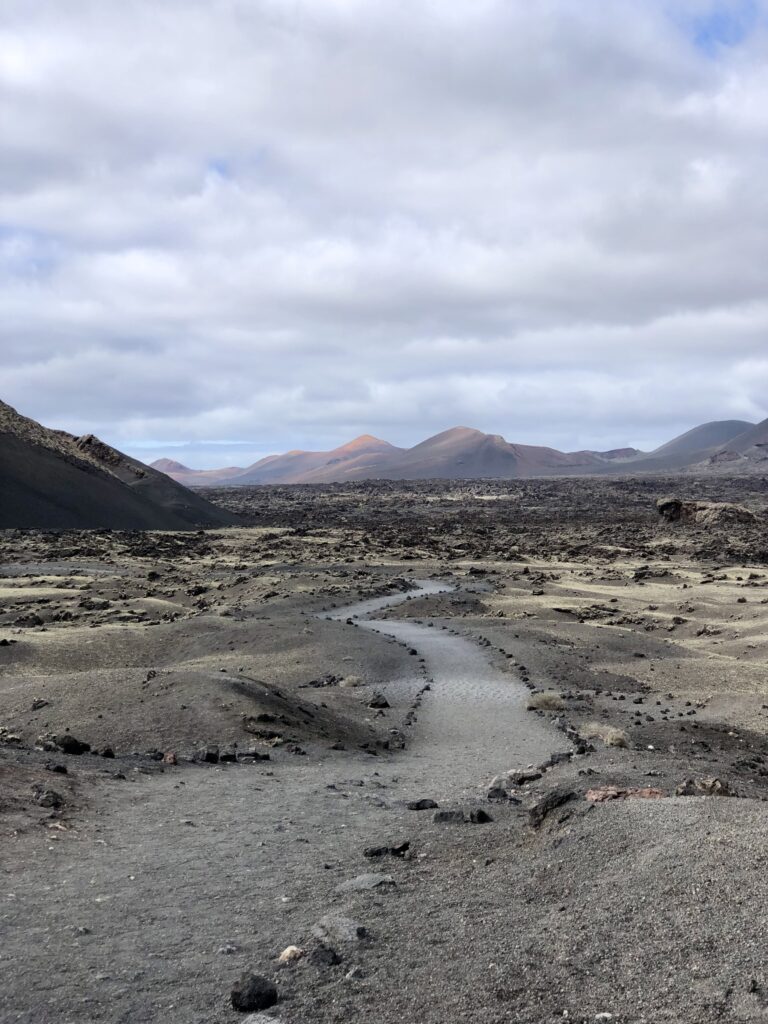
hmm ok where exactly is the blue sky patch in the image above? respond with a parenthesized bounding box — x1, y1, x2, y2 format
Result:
(688, 0, 758, 55)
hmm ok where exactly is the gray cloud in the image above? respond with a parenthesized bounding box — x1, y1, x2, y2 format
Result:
(2, 0, 768, 466)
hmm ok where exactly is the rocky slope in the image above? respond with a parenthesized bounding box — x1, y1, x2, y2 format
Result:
(0, 400, 238, 529)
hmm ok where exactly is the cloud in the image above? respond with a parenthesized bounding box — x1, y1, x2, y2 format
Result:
(1, 0, 768, 465)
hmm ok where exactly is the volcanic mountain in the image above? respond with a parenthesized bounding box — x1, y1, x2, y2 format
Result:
(0, 400, 238, 529)
(342, 426, 613, 481)
(682, 417, 768, 471)
(149, 419, 768, 484)
(155, 427, 646, 484)
(149, 459, 245, 487)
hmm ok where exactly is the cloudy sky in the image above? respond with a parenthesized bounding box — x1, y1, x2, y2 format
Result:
(2, 0, 768, 467)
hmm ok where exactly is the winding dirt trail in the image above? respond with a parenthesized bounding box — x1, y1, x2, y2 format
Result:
(329, 580, 558, 802)
(2, 580, 561, 1024)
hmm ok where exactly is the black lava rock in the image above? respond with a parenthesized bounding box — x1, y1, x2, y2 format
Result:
(406, 798, 439, 811)
(310, 944, 342, 968)
(54, 735, 91, 756)
(230, 972, 278, 1013)
(469, 808, 494, 824)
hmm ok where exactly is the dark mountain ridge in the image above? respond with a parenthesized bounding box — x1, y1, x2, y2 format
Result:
(0, 400, 238, 529)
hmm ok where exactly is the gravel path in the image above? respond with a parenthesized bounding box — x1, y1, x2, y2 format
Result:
(331, 580, 557, 802)
(1, 581, 559, 1023)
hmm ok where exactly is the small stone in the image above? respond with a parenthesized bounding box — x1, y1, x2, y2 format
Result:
(506, 769, 542, 786)
(278, 945, 305, 963)
(53, 734, 90, 756)
(406, 798, 438, 811)
(675, 777, 732, 797)
(230, 973, 278, 1013)
(528, 786, 577, 828)
(309, 944, 342, 968)
(538, 751, 573, 770)
(468, 808, 493, 824)
(363, 840, 410, 859)
(32, 785, 64, 808)
(368, 692, 390, 709)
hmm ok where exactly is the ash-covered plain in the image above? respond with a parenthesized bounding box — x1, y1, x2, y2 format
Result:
(3, 476, 768, 1024)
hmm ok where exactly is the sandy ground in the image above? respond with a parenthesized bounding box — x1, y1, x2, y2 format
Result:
(3, 478, 768, 1022)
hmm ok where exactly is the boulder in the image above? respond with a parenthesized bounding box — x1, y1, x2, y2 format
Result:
(657, 497, 756, 526)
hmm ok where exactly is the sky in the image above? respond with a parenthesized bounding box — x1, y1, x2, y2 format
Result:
(2, 0, 768, 469)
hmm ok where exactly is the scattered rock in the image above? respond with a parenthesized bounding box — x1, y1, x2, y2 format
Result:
(53, 734, 91, 756)
(586, 787, 664, 802)
(367, 692, 390, 709)
(675, 777, 732, 797)
(364, 841, 410, 859)
(277, 945, 305, 963)
(309, 944, 342, 968)
(488, 768, 541, 799)
(528, 785, 577, 828)
(468, 808, 493, 824)
(406, 798, 439, 811)
(31, 785, 64, 808)
(538, 751, 573, 771)
(657, 497, 756, 526)
(230, 973, 278, 1013)
(386, 730, 406, 750)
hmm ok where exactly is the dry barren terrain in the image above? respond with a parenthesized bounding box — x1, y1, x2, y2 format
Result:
(3, 477, 768, 1023)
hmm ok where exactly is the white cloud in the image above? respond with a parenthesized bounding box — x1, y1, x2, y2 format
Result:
(1, 0, 768, 465)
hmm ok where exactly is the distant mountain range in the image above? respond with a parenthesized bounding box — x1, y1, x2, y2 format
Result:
(150, 418, 768, 486)
(0, 400, 237, 529)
